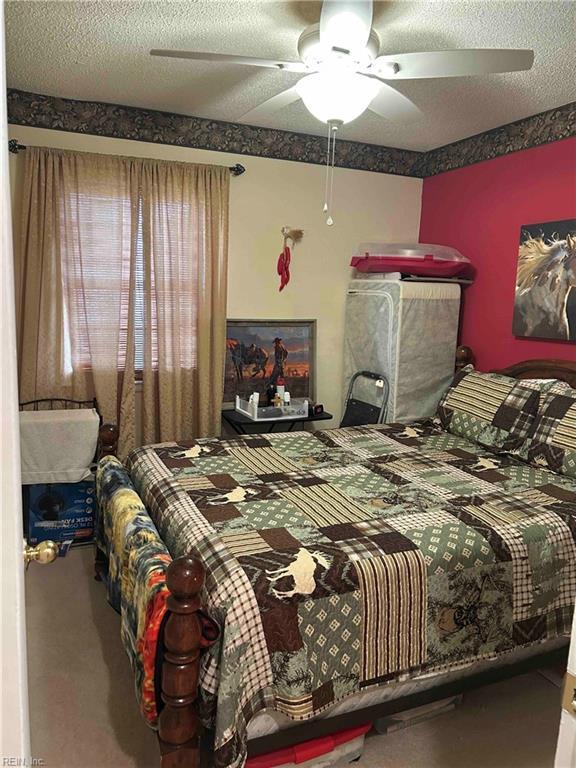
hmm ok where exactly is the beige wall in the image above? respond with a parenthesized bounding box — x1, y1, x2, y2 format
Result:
(8, 124, 422, 431)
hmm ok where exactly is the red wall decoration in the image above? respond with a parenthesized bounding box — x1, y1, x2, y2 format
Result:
(419, 137, 576, 371)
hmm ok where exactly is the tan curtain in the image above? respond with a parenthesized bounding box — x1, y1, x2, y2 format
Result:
(140, 160, 229, 445)
(16, 147, 229, 456)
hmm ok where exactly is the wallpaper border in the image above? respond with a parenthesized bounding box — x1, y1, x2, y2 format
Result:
(414, 101, 576, 177)
(7, 89, 576, 178)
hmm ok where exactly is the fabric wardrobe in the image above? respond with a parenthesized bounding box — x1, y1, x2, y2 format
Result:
(343, 279, 461, 422)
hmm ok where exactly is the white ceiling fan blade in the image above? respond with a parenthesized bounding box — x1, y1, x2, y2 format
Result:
(150, 49, 307, 73)
(239, 86, 302, 123)
(367, 81, 421, 121)
(373, 49, 535, 79)
(319, 0, 373, 52)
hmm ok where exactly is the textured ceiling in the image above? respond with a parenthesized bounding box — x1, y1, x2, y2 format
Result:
(5, 0, 576, 152)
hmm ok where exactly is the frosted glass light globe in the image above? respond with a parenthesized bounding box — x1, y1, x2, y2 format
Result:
(296, 71, 380, 124)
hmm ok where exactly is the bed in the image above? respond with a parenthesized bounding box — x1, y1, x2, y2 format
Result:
(95, 357, 576, 768)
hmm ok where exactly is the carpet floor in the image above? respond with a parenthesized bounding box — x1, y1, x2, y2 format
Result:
(25, 547, 562, 768)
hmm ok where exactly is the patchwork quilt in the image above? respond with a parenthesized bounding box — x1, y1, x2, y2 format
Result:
(99, 420, 576, 768)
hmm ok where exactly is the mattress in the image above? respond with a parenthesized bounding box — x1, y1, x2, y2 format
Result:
(97, 420, 576, 768)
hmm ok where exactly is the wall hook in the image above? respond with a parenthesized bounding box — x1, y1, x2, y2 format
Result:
(281, 227, 304, 247)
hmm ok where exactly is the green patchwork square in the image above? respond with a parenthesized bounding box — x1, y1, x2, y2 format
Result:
(298, 592, 362, 688)
(403, 520, 495, 574)
(291, 448, 359, 470)
(449, 412, 487, 444)
(417, 467, 489, 497)
(268, 432, 326, 457)
(418, 432, 483, 453)
(191, 454, 251, 475)
(497, 463, 569, 493)
(348, 436, 412, 458)
(236, 498, 310, 529)
(427, 563, 513, 664)
(327, 468, 399, 501)
(563, 450, 576, 479)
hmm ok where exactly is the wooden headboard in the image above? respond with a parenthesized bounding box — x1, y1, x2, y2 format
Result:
(493, 359, 576, 389)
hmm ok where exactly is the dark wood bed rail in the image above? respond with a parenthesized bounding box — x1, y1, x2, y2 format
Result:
(159, 557, 205, 768)
(493, 358, 576, 388)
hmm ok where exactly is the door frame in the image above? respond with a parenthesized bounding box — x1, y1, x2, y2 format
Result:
(0, 2, 30, 760)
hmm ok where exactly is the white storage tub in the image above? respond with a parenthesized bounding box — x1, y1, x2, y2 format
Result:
(235, 395, 309, 422)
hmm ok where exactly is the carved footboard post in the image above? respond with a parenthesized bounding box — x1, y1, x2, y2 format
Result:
(98, 423, 119, 458)
(159, 556, 205, 768)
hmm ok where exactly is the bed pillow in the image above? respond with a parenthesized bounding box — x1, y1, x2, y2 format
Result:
(436, 365, 540, 452)
(518, 382, 576, 477)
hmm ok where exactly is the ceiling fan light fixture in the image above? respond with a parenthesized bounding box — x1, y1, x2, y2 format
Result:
(298, 24, 380, 70)
(296, 71, 380, 124)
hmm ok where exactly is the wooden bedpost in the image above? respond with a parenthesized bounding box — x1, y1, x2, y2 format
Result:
(455, 344, 475, 371)
(158, 556, 205, 768)
(98, 423, 119, 458)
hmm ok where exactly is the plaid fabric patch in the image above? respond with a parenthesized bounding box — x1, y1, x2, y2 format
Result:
(467, 491, 536, 527)
(520, 386, 576, 478)
(518, 510, 576, 616)
(338, 536, 387, 561)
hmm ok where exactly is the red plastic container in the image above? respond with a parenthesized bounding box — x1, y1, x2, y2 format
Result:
(245, 723, 371, 768)
(351, 242, 471, 278)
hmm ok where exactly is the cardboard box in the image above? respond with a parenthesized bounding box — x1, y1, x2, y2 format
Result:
(23, 477, 95, 545)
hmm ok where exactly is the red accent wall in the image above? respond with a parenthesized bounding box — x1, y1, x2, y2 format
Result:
(419, 137, 576, 370)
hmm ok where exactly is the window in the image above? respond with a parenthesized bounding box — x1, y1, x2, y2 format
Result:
(61, 191, 160, 378)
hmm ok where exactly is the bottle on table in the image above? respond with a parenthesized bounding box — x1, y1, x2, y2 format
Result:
(266, 384, 276, 407)
(276, 377, 286, 399)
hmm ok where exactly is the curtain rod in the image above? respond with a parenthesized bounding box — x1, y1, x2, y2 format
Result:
(7, 139, 246, 176)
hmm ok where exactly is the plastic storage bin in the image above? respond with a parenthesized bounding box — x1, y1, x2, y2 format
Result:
(245, 723, 371, 768)
(351, 242, 471, 278)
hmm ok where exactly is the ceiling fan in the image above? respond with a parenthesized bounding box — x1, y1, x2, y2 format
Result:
(150, 0, 535, 127)
(151, 0, 533, 224)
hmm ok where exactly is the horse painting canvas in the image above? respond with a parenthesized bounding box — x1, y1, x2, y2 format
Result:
(512, 219, 576, 341)
(224, 320, 316, 406)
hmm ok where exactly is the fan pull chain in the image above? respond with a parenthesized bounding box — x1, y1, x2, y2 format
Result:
(327, 123, 338, 226)
(323, 121, 332, 215)
(324, 120, 340, 226)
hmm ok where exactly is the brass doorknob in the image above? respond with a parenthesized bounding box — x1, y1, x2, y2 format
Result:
(23, 540, 59, 568)
(562, 671, 576, 716)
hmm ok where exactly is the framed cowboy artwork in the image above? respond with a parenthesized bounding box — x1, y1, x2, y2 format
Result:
(512, 219, 576, 341)
(224, 319, 316, 406)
